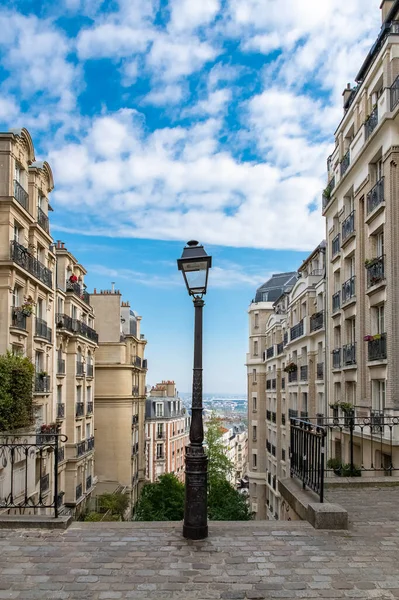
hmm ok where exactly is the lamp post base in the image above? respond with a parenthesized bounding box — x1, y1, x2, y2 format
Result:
(183, 445, 208, 540)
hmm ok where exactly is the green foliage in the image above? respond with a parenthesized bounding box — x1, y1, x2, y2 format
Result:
(327, 458, 342, 471)
(208, 478, 252, 521)
(327, 458, 361, 477)
(98, 492, 130, 520)
(0, 352, 34, 432)
(134, 473, 185, 521)
(205, 413, 234, 491)
(83, 512, 121, 522)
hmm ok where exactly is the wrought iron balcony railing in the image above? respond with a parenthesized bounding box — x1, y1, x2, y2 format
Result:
(35, 317, 52, 342)
(288, 409, 298, 420)
(365, 105, 378, 139)
(340, 149, 350, 177)
(56, 403, 65, 419)
(37, 206, 49, 233)
(56, 313, 73, 330)
(343, 343, 356, 366)
(316, 413, 324, 426)
(310, 310, 324, 332)
(72, 320, 98, 343)
(76, 402, 85, 417)
(332, 348, 341, 369)
(391, 73, 399, 111)
(332, 291, 341, 313)
(367, 177, 384, 214)
(277, 341, 284, 355)
(332, 234, 340, 258)
(366, 256, 385, 288)
(76, 441, 86, 457)
(14, 179, 29, 210)
(290, 320, 304, 341)
(316, 362, 324, 380)
(342, 210, 355, 242)
(11, 241, 52, 288)
(11, 308, 27, 330)
(87, 436, 95, 451)
(133, 355, 142, 368)
(86, 475, 92, 491)
(342, 276, 356, 303)
(368, 333, 387, 361)
(76, 483, 83, 500)
(34, 374, 50, 393)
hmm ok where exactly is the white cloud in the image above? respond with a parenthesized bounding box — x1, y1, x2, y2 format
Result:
(144, 84, 185, 106)
(147, 35, 217, 80)
(169, 0, 220, 32)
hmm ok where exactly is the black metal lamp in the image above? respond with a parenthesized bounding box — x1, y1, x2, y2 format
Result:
(177, 240, 212, 540)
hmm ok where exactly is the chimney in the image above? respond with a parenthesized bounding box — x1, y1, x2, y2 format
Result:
(381, 0, 394, 22)
(111, 282, 115, 293)
(342, 83, 353, 107)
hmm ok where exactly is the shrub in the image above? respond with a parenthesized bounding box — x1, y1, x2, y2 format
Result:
(0, 352, 35, 432)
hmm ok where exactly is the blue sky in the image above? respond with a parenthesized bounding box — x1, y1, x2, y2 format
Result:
(0, 0, 382, 392)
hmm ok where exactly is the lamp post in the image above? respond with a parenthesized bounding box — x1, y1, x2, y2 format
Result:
(177, 240, 212, 540)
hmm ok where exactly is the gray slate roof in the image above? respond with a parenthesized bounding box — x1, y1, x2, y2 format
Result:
(254, 272, 298, 303)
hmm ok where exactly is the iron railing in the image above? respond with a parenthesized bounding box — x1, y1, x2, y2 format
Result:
(87, 402, 93, 415)
(11, 241, 52, 288)
(133, 355, 142, 368)
(343, 343, 356, 366)
(391, 73, 399, 111)
(37, 206, 49, 233)
(288, 409, 298, 419)
(13, 179, 29, 210)
(332, 348, 341, 369)
(290, 418, 326, 502)
(76, 484, 83, 501)
(283, 332, 288, 346)
(366, 256, 385, 287)
(86, 475, 92, 491)
(340, 149, 350, 177)
(11, 308, 27, 330)
(342, 210, 355, 241)
(76, 402, 85, 417)
(290, 320, 304, 341)
(0, 432, 67, 517)
(266, 346, 274, 359)
(56, 403, 65, 419)
(316, 362, 324, 380)
(87, 436, 95, 451)
(342, 276, 356, 303)
(66, 281, 82, 296)
(34, 374, 50, 393)
(76, 441, 86, 457)
(368, 333, 387, 361)
(310, 310, 324, 332)
(367, 177, 384, 214)
(56, 313, 73, 330)
(72, 320, 98, 343)
(332, 291, 341, 313)
(332, 234, 340, 258)
(277, 341, 284, 355)
(35, 317, 52, 342)
(365, 105, 378, 139)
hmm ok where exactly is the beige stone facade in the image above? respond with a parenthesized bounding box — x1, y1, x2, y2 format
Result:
(89, 291, 147, 512)
(321, 0, 399, 469)
(145, 381, 190, 483)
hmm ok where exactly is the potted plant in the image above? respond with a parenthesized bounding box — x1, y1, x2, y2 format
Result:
(329, 402, 339, 409)
(69, 273, 78, 283)
(327, 457, 343, 475)
(364, 335, 373, 342)
(20, 296, 36, 317)
(37, 371, 48, 379)
(284, 362, 297, 373)
(339, 402, 354, 414)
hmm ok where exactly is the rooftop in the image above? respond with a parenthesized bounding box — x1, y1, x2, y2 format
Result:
(254, 272, 298, 304)
(1, 486, 399, 599)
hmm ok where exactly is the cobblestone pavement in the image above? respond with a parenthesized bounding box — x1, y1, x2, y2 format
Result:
(326, 486, 399, 524)
(1, 517, 399, 600)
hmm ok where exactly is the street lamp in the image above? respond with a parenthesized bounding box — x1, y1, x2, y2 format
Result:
(177, 240, 212, 540)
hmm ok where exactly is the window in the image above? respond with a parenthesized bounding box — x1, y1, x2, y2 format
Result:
(77, 386, 82, 403)
(57, 385, 62, 404)
(252, 453, 257, 468)
(376, 231, 384, 258)
(302, 393, 308, 413)
(14, 222, 22, 243)
(156, 403, 164, 417)
(37, 298, 44, 319)
(347, 318, 355, 343)
(76, 425, 81, 442)
(86, 423, 91, 439)
(375, 305, 385, 334)
(253, 341, 258, 356)
(377, 159, 383, 182)
(37, 245, 45, 264)
(35, 351, 43, 372)
(14, 162, 23, 184)
(157, 424, 164, 438)
(71, 305, 78, 320)
(253, 397, 257, 412)
(254, 313, 259, 329)
(156, 443, 164, 458)
(57, 297, 63, 314)
(12, 344, 23, 356)
(252, 426, 257, 441)
(252, 369, 257, 383)
(87, 387, 92, 402)
(38, 193, 44, 209)
(12, 285, 21, 307)
(372, 380, 385, 412)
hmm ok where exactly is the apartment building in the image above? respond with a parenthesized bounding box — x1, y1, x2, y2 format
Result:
(246, 272, 297, 520)
(322, 0, 399, 467)
(264, 244, 326, 521)
(145, 381, 190, 483)
(90, 291, 147, 512)
(0, 128, 98, 517)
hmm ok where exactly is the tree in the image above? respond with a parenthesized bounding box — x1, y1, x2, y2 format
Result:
(208, 478, 252, 521)
(99, 492, 130, 520)
(0, 352, 35, 432)
(205, 413, 234, 491)
(134, 473, 185, 521)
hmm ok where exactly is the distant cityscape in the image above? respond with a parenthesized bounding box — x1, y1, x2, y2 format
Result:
(179, 393, 247, 419)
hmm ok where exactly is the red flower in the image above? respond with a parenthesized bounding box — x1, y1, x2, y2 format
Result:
(69, 274, 78, 283)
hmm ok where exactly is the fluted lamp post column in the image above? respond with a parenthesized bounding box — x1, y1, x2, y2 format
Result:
(177, 240, 212, 540)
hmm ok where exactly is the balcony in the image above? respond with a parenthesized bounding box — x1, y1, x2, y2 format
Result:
(87, 436, 95, 451)
(86, 475, 92, 491)
(11, 241, 52, 288)
(391, 73, 399, 111)
(366, 256, 385, 288)
(332, 348, 341, 369)
(87, 402, 93, 415)
(86, 364, 94, 377)
(288, 370, 297, 383)
(133, 355, 142, 368)
(367, 177, 384, 214)
(76, 441, 86, 457)
(316, 413, 324, 426)
(300, 411, 309, 421)
(57, 358, 65, 375)
(322, 176, 335, 210)
(300, 365, 308, 382)
(34, 373, 50, 394)
(332, 234, 340, 258)
(316, 362, 324, 380)
(310, 310, 324, 332)
(283, 332, 288, 346)
(35, 317, 52, 342)
(332, 291, 341, 313)
(76, 402, 85, 417)
(343, 343, 356, 366)
(37, 206, 49, 233)
(277, 341, 284, 355)
(56, 403, 65, 420)
(11, 308, 27, 330)
(368, 333, 387, 361)
(290, 320, 304, 341)
(40, 473, 50, 493)
(13, 179, 29, 211)
(266, 346, 274, 359)
(76, 361, 85, 377)
(342, 211, 355, 242)
(288, 409, 298, 420)
(365, 105, 378, 140)
(76, 483, 83, 501)
(72, 320, 98, 343)
(340, 149, 350, 177)
(56, 313, 73, 330)
(157, 432, 166, 440)
(342, 276, 356, 304)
